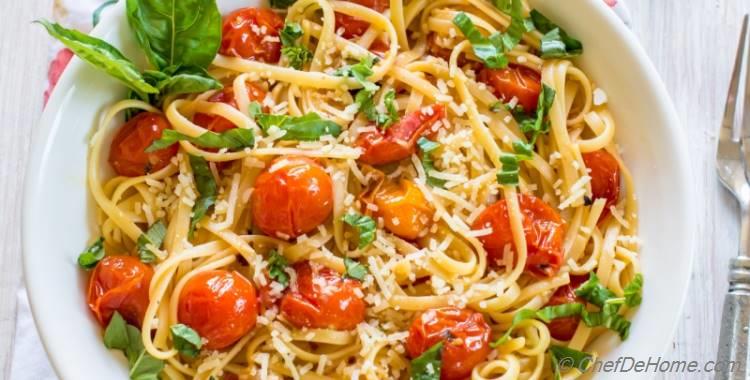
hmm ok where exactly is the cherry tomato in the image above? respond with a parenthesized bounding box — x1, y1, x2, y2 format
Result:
(369, 38, 390, 57)
(220, 8, 284, 63)
(279, 261, 366, 330)
(193, 82, 267, 133)
(582, 149, 621, 216)
(87, 255, 153, 327)
(406, 307, 491, 380)
(477, 65, 541, 113)
(251, 156, 334, 239)
(369, 179, 434, 240)
(471, 194, 565, 277)
(335, 0, 389, 39)
(544, 275, 589, 341)
(178, 270, 258, 350)
(108, 112, 178, 177)
(356, 104, 446, 166)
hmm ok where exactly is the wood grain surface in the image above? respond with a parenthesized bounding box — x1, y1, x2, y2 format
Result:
(1, 1, 748, 379)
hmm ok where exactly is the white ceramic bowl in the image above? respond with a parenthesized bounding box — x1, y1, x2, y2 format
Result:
(23, 0, 695, 379)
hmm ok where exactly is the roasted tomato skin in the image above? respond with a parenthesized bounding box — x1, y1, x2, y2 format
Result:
(471, 194, 565, 277)
(108, 112, 178, 177)
(87, 255, 153, 327)
(369, 179, 434, 240)
(478, 65, 541, 112)
(279, 261, 366, 330)
(178, 270, 258, 350)
(193, 82, 267, 133)
(544, 275, 589, 341)
(582, 149, 621, 215)
(356, 104, 445, 166)
(220, 8, 283, 62)
(251, 156, 334, 239)
(406, 307, 491, 380)
(335, 0, 389, 39)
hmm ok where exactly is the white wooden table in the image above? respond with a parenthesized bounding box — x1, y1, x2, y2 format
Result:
(0, 1, 747, 379)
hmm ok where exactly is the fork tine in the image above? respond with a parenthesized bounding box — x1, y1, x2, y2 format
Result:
(719, 15, 748, 166)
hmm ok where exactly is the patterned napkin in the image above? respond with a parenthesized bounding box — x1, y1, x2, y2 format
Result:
(12, 0, 631, 379)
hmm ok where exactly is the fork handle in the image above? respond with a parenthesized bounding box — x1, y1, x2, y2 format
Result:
(716, 257, 750, 379)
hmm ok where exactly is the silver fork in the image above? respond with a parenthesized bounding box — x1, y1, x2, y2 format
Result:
(716, 14, 750, 380)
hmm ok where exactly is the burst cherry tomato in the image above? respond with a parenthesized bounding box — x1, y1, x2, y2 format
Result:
(87, 255, 153, 327)
(251, 156, 334, 239)
(478, 65, 541, 113)
(178, 270, 258, 350)
(108, 112, 178, 177)
(544, 275, 589, 341)
(582, 149, 621, 216)
(279, 261, 366, 330)
(193, 82, 267, 133)
(471, 194, 565, 277)
(406, 307, 491, 380)
(368, 179, 434, 240)
(356, 104, 445, 166)
(220, 8, 283, 63)
(335, 0, 389, 39)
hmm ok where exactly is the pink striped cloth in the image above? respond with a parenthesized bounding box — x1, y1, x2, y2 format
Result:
(14, 1, 632, 379)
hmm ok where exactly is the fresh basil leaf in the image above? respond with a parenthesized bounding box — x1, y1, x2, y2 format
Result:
(152, 65, 222, 98)
(383, 90, 400, 127)
(624, 273, 644, 307)
(280, 22, 304, 46)
(146, 128, 255, 152)
(550, 345, 592, 380)
(268, 250, 289, 286)
(248, 102, 263, 119)
(170, 324, 202, 358)
(410, 341, 443, 380)
(500, 0, 534, 50)
(335, 56, 379, 91)
(535, 303, 585, 323)
(530, 10, 583, 58)
(452, 12, 508, 69)
(516, 84, 555, 144)
(104, 312, 130, 350)
(343, 257, 369, 281)
(417, 137, 447, 188)
(280, 22, 312, 70)
(129, 350, 164, 380)
(254, 112, 342, 141)
(512, 140, 533, 160)
(78, 237, 105, 269)
(355, 89, 399, 128)
(574, 272, 616, 308)
(490, 309, 536, 347)
(581, 308, 631, 340)
(188, 155, 217, 238)
(103, 312, 164, 380)
(270, 0, 297, 8)
(35, 20, 158, 98)
(497, 153, 520, 185)
(342, 213, 376, 249)
(93, 0, 119, 27)
(137, 220, 166, 263)
(125, 0, 222, 70)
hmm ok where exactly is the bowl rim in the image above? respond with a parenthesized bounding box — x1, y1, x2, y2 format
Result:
(22, 0, 696, 379)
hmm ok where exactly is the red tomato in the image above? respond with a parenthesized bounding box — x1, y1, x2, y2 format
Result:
(178, 270, 258, 350)
(108, 112, 178, 177)
(251, 156, 334, 239)
(471, 194, 565, 277)
(544, 275, 588, 341)
(370, 179, 434, 240)
(477, 65, 542, 113)
(279, 261, 366, 330)
(582, 149, 621, 216)
(335, 0, 389, 39)
(87, 255, 153, 327)
(406, 307, 491, 380)
(369, 38, 390, 57)
(220, 8, 284, 63)
(356, 104, 445, 166)
(193, 82, 267, 133)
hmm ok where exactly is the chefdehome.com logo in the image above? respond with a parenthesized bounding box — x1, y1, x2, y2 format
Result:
(558, 356, 740, 374)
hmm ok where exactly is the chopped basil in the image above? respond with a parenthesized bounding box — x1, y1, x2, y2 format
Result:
(251, 107, 343, 141)
(145, 128, 255, 152)
(104, 312, 164, 380)
(492, 304, 583, 347)
(343, 257, 368, 281)
(342, 213, 376, 249)
(335, 56, 379, 91)
(410, 341, 443, 380)
(78, 237, 105, 269)
(383, 90, 400, 127)
(497, 140, 533, 186)
(268, 250, 289, 287)
(137, 220, 166, 263)
(530, 10, 583, 58)
(417, 137, 447, 188)
(574, 272, 616, 308)
(452, 12, 508, 69)
(498, 0, 534, 51)
(170, 324, 202, 358)
(188, 155, 217, 238)
(624, 273, 644, 307)
(550, 345, 592, 380)
(355, 89, 398, 128)
(280, 22, 312, 70)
